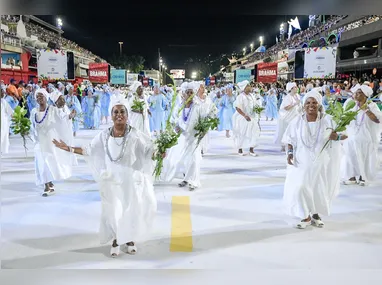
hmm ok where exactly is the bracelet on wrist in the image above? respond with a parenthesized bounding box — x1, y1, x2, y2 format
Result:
(287, 150, 293, 155)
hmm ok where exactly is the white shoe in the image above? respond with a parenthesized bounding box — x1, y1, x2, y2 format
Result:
(296, 220, 311, 229)
(126, 244, 137, 255)
(189, 184, 196, 191)
(238, 152, 244, 156)
(311, 218, 324, 228)
(110, 245, 120, 258)
(343, 180, 357, 185)
(249, 152, 258, 157)
(359, 180, 366, 186)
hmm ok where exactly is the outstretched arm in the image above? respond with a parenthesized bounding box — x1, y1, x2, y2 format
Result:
(52, 139, 84, 155)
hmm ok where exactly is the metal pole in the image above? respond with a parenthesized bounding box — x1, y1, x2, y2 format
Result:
(158, 48, 161, 84)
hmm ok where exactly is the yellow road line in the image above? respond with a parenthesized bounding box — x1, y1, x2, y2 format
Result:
(170, 196, 193, 252)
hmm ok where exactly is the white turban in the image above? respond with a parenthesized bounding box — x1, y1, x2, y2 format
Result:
(129, 81, 142, 93)
(237, 80, 250, 91)
(111, 98, 129, 111)
(357, 85, 373, 98)
(350, 83, 361, 94)
(66, 84, 74, 91)
(49, 90, 63, 103)
(286, 82, 297, 92)
(303, 89, 323, 106)
(34, 88, 50, 100)
(180, 82, 194, 93)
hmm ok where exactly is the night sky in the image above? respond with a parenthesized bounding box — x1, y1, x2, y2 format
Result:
(37, 15, 309, 69)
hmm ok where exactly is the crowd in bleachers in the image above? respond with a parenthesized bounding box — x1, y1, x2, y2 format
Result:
(241, 15, 382, 65)
(1, 15, 104, 61)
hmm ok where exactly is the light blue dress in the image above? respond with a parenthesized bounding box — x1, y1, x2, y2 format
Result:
(100, 91, 111, 117)
(221, 94, 236, 130)
(265, 93, 278, 119)
(65, 95, 82, 133)
(163, 91, 173, 124)
(4, 95, 19, 110)
(148, 94, 168, 132)
(213, 95, 224, 131)
(82, 96, 101, 129)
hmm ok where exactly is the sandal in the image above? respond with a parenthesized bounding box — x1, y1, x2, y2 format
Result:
(296, 217, 311, 229)
(189, 184, 196, 191)
(178, 181, 188, 187)
(110, 245, 120, 258)
(126, 242, 137, 255)
(311, 214, 324, 228)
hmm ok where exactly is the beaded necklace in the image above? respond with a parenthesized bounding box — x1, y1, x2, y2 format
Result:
(105, 125, 131, 163)
(35, 106, 49, 124)
(183, 103, 193, 122)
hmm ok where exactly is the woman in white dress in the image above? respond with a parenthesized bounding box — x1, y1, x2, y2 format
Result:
(232, 80, 260, 156)
(274, 82, 302, 152)
(161, 82, 205, 191)
(1, 87, 14, 155)
(341, 85, 382, 186)
(127, 81, 151, 136)
(282, 90, 348, 229)
(53, 101, 159, 257)
(30, 89, 75, 197)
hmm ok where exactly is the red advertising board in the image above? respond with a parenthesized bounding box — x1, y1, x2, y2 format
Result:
(210, 76, 215, 85)
(142, 77, 149, 86)
(257, 62, 277, 83)
(89, 63, 109, 83)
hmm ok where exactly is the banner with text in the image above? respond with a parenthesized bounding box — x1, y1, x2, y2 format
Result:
(126, 73, 139, 85)
(89, 63, 109, 83)
(224, 72, 234, 82)
(111, 69, 126, 84)
(257, 62, 278, 83)
(235, 69, 252, 83)
(303, 47, 337, 79)
(37, 49, 68, 80)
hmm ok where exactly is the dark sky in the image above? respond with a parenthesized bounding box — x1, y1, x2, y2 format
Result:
(37, 15, 309, 69)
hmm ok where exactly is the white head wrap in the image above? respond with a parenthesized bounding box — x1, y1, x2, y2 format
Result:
(286, 82, 297, 93)
(362, 81, 370, 86)
(111, 97, 129, 112)
(34, 88, 50, 100)
(129, 81, 142, 93)
(357, 85, 373, 98)
(306, 83, 314, 92)
(350, 83, 361, 94)
(66, 84, 74, 91)
(49, 90, 63, 103)
(303, 89, 323, 106)
(237, 80, 250, 91)
(180, 82, 194, 93)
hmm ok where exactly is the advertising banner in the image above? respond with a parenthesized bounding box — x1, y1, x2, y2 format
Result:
(224, 72, 234, 82)
(170, 69, 185, 79)
(126, 73, 139, 85)
(303, 47, 337, 79)
(37, 49, 68, 80)
(257, 62, 277, 83)
(235, 69, 252, 83)
(89, 62, 109, 83)
(110, 69, 126, 85)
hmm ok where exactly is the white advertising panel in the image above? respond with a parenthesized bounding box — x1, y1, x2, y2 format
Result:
(303, 47, 337, 79)
(126, 73, 139, 85)
(170, 69, 185, 79)
(37, 49, 68, 80)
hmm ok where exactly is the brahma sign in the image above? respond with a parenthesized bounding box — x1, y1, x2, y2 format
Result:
(89, 63, 109, 83)
(257, 62, 278, 83)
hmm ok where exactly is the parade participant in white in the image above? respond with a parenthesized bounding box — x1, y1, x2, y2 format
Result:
(232, 80, 260, 156)
(161, 82, 204, 191)
(193, 81, 217, 155)
(341, 85, 382, 186)
(274, 82, 302, 151)
(127, 81, 151, 136)
(282, 90, 347, 229)
(1, 87, 14, 154)
(53, 101, 158, 257)
(30, 89, 75, 197)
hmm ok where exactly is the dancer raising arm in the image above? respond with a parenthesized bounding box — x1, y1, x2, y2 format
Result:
(53, 101, 163, 257)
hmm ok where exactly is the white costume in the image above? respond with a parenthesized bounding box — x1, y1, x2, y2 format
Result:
(274, 82, 301, 145)
(282, 91, 342, 219)
(30, 89, 75, 186)
(83, 124, 156, 244)
(161, 82, 203, 188)
(232, 80, 261, 150)
(341, 85, 382, 183)
(126, 81, 151, 136)
(1, 98, 14, 154)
